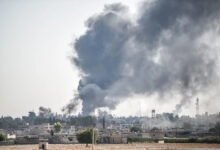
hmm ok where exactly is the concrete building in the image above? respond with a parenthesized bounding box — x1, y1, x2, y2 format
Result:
(39, 139, 48, 150)
(29, 123, 52, 135)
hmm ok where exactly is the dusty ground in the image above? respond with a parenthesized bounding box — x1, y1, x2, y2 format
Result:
(0, 143, 220, 150)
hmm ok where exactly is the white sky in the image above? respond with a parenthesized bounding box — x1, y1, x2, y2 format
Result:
(0, 0, 142, 117)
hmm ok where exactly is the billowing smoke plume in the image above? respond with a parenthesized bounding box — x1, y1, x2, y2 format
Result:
(64, 0, 220, 115)
(39, 106, 52, 118)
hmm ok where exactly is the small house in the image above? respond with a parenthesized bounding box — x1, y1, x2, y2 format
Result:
(39, 139, 48, 150)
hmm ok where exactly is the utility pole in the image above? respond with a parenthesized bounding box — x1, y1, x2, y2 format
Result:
(196, 98, 199, 117)
(92, 128, 94, 150)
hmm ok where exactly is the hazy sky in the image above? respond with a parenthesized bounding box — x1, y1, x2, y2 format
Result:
(0, 0, 142, 117)
(1, 0, 220, 118)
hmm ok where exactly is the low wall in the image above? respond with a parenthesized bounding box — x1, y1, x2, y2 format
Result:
(0, 141, 15, 145)
(15, 137, 39, 144)
(49, 135, 77, 144)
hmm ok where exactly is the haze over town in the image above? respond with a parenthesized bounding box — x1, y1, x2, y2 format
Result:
(2, 1, 220, 149)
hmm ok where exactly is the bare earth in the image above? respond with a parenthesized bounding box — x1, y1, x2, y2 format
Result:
(1, 143, 220, 150)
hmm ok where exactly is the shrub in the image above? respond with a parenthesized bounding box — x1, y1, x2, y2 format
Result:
(127, 137, 159, 143)
(130, 126, 142, 133)
(128, 137, 220, 144)
(0, 132, 6, 141)
(76, 128, 98, 146)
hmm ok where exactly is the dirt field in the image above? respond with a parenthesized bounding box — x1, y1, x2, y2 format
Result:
(0, 143, 220, 150)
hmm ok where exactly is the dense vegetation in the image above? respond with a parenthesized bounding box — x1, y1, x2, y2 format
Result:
(0, 132, 6, 141)
(54, 122, 61, 133)
(76, 128, 98, 146)
(0, 116, 26, 130)
(0, 115, 96, 130)
(127, 137, 159, 143)
(130, 126, 142, 133)
(0, 105, 98, 130)
(165, 137, 220, 143)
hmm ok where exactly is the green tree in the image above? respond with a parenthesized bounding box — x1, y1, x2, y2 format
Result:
(0, 132, 6, 141)
(76, 128, 98, 146)
(54, 122, 61, 133)
(130, 126, 142, 133)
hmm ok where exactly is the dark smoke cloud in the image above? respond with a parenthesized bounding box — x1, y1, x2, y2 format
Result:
(65, 0, 220, 115)
(39, 106, 52, 117)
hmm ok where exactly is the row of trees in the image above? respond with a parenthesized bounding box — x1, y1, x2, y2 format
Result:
(0, 116, 26, 130)
(0, 115, 97, 130)
(23, 108, 97, 127)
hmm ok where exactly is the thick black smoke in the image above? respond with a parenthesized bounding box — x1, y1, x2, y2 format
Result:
(64, 0, 220, 115)
(39, 106, 52, 118)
